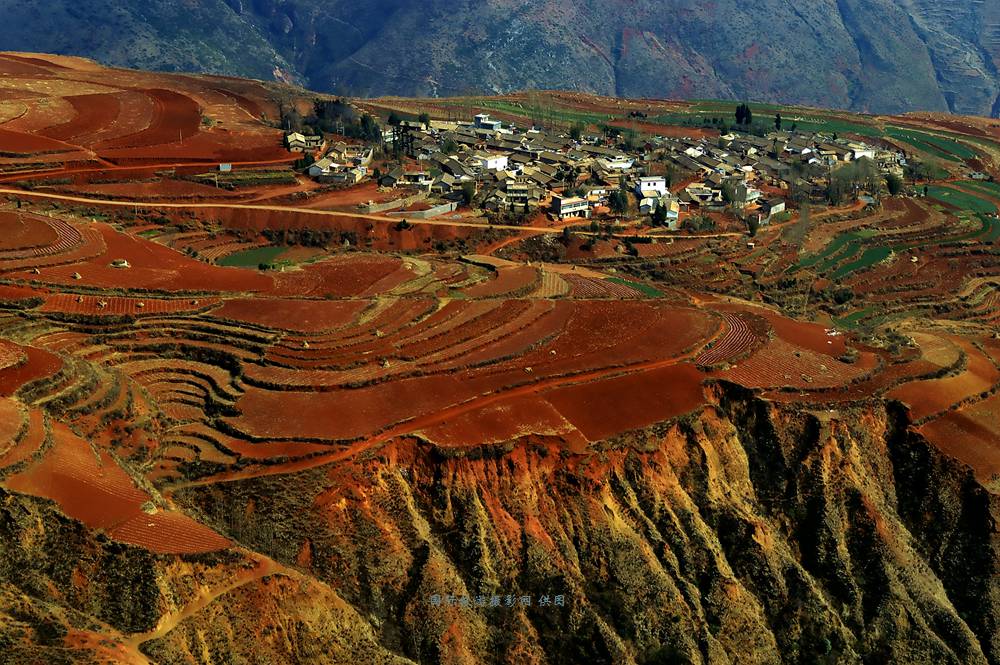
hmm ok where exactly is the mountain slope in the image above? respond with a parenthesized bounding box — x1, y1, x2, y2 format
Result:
(3, 0, 1000, 115)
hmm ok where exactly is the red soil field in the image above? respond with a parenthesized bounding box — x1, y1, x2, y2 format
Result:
(0, 284, 44, 304)
(919, 393, 1000, 486)
(107, 511, 232, 554)
(27, 224, 273, 293)
(462, 266, 538, 298)
(0, 340, 26, 370)
(0, 127, 80, 155)
(4, 422, 230, 554)
(39, 294, 218, 316)
(543, 363, 707, 441)
(721, 303, 848, 357)
(96, 88, 201, 150)
(269, 255, 408, 298)
(213, 298, 368, 332)
(0, 211, 59, 250)
(716, 336, 871, 389)
(696, 312, 769, 366)
(0, 343, 61, 396)
(888, 338, 1000, 421)
(0, 54, 59, 75)
(40, 92, 121, 141)
(228, 374, 468, 442)
(0, 397, 24, 444)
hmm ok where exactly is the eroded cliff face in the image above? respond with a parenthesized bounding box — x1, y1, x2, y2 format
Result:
(158, 384, 1000, 665)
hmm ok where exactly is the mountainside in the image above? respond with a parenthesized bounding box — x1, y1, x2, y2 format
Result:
(3, 0, 1000, 116)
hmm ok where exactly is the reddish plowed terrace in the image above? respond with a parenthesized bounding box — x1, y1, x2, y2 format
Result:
(1, 55, 989, 583)
(4, 421, 229, 553)
(40, 293, 218, 316)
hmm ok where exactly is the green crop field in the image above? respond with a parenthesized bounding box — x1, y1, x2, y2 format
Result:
(218, 246, 289, 268)
(834, 306, 876, 329)
(607, 277, 663, 298)
(831, 246, 893, 280)
(798, 232, 865, 270)
(956, 180, 1000, 199)
(786, 116, 883, 138)
(925, 186, 997, 214)
(886, 127, 977, 162)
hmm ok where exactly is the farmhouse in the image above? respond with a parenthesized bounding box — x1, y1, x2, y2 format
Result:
(285, 132, 323, 152)
(762, 198, 787, 220)
(635, 176, 669, 197)
(551, 195, 591, 220)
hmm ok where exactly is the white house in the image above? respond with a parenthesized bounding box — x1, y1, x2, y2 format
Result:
(635, 176, 668, 197)
(596, 156, 635, 171)
(551, 195, 591, 220)
(473, 153, 509, 172)
(474, 114, 502, 131)
(308, 157, 336, 178)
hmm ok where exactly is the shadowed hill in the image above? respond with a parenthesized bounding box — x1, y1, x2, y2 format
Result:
(2, 0, 1000, 115)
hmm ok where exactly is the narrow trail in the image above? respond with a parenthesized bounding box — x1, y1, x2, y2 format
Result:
(124, 553, 282, 650)
(0, 188, 759, 240)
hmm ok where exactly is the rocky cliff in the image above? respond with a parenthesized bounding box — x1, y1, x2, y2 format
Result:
(131, 384, 997, 664)
(2, 0, 1000, 115)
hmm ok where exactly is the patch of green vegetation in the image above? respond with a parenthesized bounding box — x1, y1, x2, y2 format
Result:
(607, 277, 663, 298)
(955, 180, 1000, 199)
(925, 186, 997, 214)
(886, 127, 976, 162)
(137, 229, 161, 238)
(218, 246, 289, 268)
(786, 116, 883, 138)
(831, 246, 893, 280)
(798, 232, 863, 270)
(834, 307, 875, 329)
(193, 170, 297, 188)
(982, 216, 1000, 243)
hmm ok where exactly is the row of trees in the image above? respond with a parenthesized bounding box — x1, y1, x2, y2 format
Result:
(825, 157, 881, 205)
(281, 100, 383, 144)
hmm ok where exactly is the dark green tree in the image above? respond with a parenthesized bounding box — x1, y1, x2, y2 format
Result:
(419, 112, 431, 127)
(775, 113, 782, 131)
(388, 111, 402, 127)
(885, 173, 903, 196)
(461, 181, 476, 205)
(651, 205, 668, 225)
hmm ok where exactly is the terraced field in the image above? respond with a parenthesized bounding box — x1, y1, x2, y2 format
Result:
(4, 74, 1000, 665)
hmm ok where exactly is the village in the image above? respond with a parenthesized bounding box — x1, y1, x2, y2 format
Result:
(285, 106, 908, 235)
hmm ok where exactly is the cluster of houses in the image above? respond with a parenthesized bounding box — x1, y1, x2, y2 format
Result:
(288, 111, 903, 229)
(306, 142, 374, 184)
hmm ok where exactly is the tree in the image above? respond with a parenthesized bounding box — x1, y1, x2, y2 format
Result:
(460, 181, 476, 205)
(745, 105, 753, 126)
(735, 104, 746, 126)
(885, 173, 903, 196)
(774, 113, 782, 131)
(609, 188, 629, 215)
(791, 122, 798, 132)
(441, 138, 458, 155)
(569, 122, 585, 141)
(651, 205, 668, 226)
(721, 181, 737, 204)
(388, 111, 402, 127)
(419, 112, 431, 127)
(747, 215, 760, 237)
